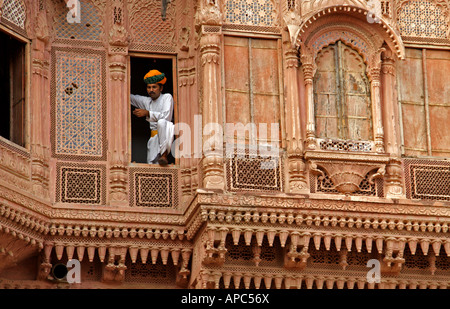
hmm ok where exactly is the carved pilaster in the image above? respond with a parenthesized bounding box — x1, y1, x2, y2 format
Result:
(199, 27, 224, 190)
(107, 0, 130, 205)
(381, 48, 405, 199)
(284, 43, 307, 193)
(30, 8, 51, 200)
(300, 45, 317, 151)
(178, 59, 193, 202)
(367, 50, 385, 153)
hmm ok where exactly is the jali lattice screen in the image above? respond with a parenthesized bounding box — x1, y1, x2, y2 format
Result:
(1, 0, 26, 35)
(129, 167, 180, 208)
(128, 0, 176, 52)
(225, 148, 284, 193)
(56, 163, 106, 205)
(225, 0, 275, 26)
(398, 0, 449, 39)
(404, 159, 450, 201)
(51, 48, 107, 161)
(51, 0, 103, 44)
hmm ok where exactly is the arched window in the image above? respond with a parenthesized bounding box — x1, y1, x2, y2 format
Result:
(313, 41, 372, 141)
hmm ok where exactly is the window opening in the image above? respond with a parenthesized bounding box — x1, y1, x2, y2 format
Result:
(0, 30, 26, 147)
(129, 56, 176, 165)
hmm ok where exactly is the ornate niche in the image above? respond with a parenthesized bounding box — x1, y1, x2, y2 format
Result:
(295, 6, 405, 195)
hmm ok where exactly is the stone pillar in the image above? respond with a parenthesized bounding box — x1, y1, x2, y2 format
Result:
(367, 52, 385, 153)
(195, 0, 225, 190)
(200, 32, 224, 190)
(300, 46, 317, 151)
(30, 9, 51, 200)
(107, 1, 129, 205)
(381, 48, 404, 198)
(178, 58, 193, 202)
(283, 38, 307, 192)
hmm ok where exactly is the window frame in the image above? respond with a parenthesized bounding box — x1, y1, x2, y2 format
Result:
(127, 52, 178, 166)
(0, 23, 30, 151)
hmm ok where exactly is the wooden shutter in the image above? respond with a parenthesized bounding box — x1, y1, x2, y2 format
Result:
(224, 36, 281, 145)
(314, 41, 372, 141)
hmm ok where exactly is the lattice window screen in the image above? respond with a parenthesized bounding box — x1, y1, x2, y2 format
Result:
(398, 0, 449, 38)
(124, 256, 176, 284)
(1, 0, 26, 30)
(404, 159, 450, 201)
(52, 0, 103, 42)
(225, 148, 284, 193)
(55, 163, 106, 205)
(128, 0, 176, 52)
(129, 167, 180, 208)
(51, 48, 107, 160)
(225, 0, 275, 26)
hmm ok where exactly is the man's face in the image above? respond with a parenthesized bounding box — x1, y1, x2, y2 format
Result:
(147, 83, 163, 100)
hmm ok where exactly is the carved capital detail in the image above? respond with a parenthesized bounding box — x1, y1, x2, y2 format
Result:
(200, 34, 221, 66)
(285, 48, 300, 69)
(202, 154, 225, 190)
(385, 158, 404, 198)
(287, 155, 308, 193)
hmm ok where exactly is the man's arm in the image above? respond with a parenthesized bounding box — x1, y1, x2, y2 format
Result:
(130, 94, 150, 110)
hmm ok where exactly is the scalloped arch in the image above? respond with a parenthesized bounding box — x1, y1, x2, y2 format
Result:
(304, 24, 376, 66)
(295, 5, 405, 60)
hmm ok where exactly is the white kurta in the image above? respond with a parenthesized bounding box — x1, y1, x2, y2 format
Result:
(130, 93, 174, 164)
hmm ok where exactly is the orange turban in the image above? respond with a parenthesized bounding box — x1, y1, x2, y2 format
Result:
(143, 70, 167, 85)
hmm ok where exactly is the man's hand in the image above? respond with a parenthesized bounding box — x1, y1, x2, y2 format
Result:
(133, 109, 149, 118)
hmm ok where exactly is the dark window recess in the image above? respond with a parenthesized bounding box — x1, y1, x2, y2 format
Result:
(0, 31, 26, 147)
(130, 57, 174, 164)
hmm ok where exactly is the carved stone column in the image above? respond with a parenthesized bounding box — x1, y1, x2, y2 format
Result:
(196, 1, 225, 190)
(107, 1, 129, 205)
(283, 38, 307, 193)
(381, 48, 405, 198)
(300, 46, 317, 151)
(178, 58, 193, 202)
(367, 51, 385, 153)
(30, 8, 51, 200)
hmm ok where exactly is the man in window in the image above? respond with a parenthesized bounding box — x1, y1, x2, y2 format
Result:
(131, 70, 174, 166)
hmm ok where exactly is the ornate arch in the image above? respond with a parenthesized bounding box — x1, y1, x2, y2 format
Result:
(295, 5, 405, 60)
(295, 4, 405, 197)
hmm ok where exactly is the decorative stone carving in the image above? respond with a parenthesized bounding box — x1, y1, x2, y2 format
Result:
(195, 0, 223, 31)
(307, 152, 388, 194)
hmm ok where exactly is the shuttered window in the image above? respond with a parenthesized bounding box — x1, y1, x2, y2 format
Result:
(223, 36, 282, 146)
(398, 48, 450, 158)
(313, 41, 372, 141)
